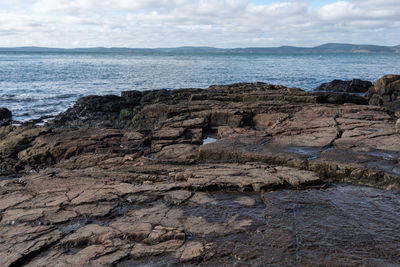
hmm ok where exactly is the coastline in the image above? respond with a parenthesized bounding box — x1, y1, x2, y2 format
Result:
(2, 51, 400, 123)
(0, 76, 399, 265)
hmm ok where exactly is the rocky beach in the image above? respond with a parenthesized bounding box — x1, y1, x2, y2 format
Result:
(0, 75, 400, 266)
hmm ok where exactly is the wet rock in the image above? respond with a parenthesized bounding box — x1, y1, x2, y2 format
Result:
(0, 107, 12, 120)
(316, 91, 368, 105)
(314, 79, 372, 93)
(234, 196, 256, 207)
(121, 89, 142, 99)
(51, 95, 131, 127)
(1, 81, 400, 266)
(0, 108, 12, 126)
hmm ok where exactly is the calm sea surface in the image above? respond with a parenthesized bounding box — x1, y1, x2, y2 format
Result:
(1, 52, 400, 121)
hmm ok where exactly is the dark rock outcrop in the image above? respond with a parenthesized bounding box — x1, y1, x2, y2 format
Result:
(0, 108, 12, 126)
(315, 91, 368, 105)
(51, 95, 131, 127)
(314, 79, 372, 93)
(1, 80, 400, 266)
(366, 75, 400, 112)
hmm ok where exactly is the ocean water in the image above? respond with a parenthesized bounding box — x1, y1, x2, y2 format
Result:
(1, 52, 400, 121)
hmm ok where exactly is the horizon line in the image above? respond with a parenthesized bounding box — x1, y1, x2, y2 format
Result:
(0, 42, 400, 50)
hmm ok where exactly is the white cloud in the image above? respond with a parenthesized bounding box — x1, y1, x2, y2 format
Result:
(0, 0, 399, 47)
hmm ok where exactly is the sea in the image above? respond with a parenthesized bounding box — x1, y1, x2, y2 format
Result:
(1, 51, 400, 122)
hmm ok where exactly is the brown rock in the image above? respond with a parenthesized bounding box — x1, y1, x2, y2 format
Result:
(368, 75, 400, 112)
(147, 225, 185, 243)
(1, 81, 400, 266)
(274, 166, 322, 187)
(0, 224, 62, 266)
(180, 241, 204, 262)
(374, 74, 400, 96)
(163, 190, 193, 205)
(109, 221, 152, 241)
(152, 127, 185, 140)
(60, 224, 121, 247)
(131, 239, 185, 258)
(253, 113, 289, 130)
(234, 196, 256, 207)
(156, 144, 199, 162)
(396, 119, 400, 134)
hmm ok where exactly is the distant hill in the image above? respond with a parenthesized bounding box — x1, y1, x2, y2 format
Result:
(0, 43, 399, 53)
(156, 46, 221, 53)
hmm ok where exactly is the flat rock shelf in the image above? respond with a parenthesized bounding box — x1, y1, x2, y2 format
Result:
(0, 81, 399, 266)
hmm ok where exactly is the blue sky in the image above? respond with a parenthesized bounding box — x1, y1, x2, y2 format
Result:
(0, 0, 399, 48)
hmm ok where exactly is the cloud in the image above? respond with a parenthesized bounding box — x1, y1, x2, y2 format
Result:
(0, 0, 399, 47)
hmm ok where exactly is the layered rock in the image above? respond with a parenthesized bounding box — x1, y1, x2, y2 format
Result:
(366, 75, 400, 112)
(0, 81, 400, 266)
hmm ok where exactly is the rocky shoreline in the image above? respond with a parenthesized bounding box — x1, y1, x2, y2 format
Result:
(0, 75, 400, 266)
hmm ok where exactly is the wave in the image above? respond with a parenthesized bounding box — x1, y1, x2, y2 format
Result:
(0, 93, 76, 101)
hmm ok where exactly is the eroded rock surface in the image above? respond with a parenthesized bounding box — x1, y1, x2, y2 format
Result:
(1, 81, 400, 266)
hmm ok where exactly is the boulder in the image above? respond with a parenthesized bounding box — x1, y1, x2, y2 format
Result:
(396, 119, 400, 134)
(367, 75, 400, 112)
(368, 94, 383, 106)
(0, 108, 12, 126)
(314, 79, 372, 93)
(374, 75, 400, 96)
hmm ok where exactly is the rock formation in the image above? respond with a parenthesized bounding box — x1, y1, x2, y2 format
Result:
(314, 78, 372, 93)
(0, 108, 12, 126)
(0, 81, 399, 266)
(366, 74, 400, 112)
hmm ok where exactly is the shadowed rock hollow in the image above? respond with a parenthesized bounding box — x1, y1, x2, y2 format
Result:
(0, 81, 399, 266)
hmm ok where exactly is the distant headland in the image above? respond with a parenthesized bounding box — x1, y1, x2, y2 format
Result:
(0, 43, 399, 53)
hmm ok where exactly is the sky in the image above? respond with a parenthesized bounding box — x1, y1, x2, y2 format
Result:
(0, 0, 399, 48)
